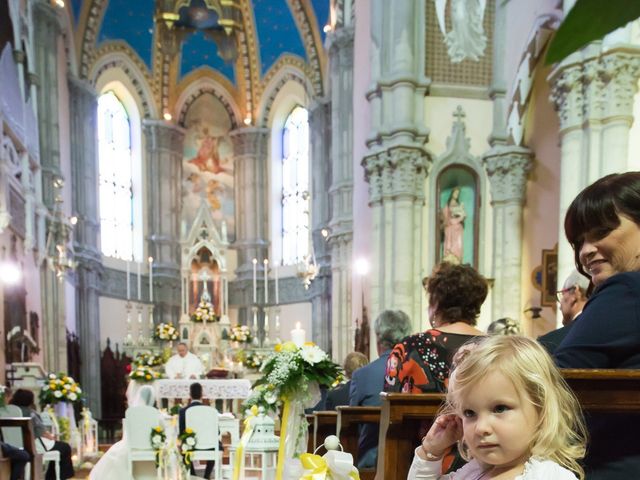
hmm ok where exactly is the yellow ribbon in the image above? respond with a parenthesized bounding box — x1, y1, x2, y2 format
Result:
(275, 399, 291, 480)
(300, 453, 361, 480)
(232, 405, 259, 480)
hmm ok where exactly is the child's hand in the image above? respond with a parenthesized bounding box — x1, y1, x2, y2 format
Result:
(418, 414, 462, 460)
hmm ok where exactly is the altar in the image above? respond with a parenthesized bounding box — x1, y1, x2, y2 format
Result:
(153, 378, 251, 401)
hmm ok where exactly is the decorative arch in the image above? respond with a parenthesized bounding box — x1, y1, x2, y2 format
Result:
(175, 72, 241, 128)
(287, 0, 326, 96)
(78, 0, 110, 80)
(90, 44, 157, 118)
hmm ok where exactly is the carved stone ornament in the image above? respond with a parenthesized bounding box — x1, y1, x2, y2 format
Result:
(482, 146, 533, 204)
(434, 0, 487, 63)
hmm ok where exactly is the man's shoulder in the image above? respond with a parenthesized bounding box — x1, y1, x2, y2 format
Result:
(353, 356, 386, 380)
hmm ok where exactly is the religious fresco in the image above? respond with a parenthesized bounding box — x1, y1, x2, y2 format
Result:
(182, 93, 235, 241)
(436, 165, 479, 267)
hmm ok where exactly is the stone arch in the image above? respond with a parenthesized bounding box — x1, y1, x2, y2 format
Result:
(175, 72, 241, 129)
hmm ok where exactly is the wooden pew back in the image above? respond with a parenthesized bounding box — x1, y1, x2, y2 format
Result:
(336, 406, 381, 480)
(0, 417, 44, 480)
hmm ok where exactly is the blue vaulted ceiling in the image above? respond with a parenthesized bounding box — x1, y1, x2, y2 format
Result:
(94, 0, 328, 82)
(70, 0, 83, 25)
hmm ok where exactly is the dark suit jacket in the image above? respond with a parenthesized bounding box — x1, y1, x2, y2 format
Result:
(325, 381, 351, 410)
(349, 351, 389, 458)
(538, 320, 577, 355)
(178, 400, 203, 435)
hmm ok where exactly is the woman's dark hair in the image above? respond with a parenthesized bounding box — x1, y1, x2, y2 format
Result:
(10, 388, 35, 408)
(565, 172, 640, 276)
(426, 262, 488, 325)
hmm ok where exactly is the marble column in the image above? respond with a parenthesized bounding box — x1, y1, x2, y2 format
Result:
(309, 99, 332, 353)
(482, 148, 532, 321)
(143, 121, 184, 324)
(229, 127, 269, 321)
(326, 23, 354, 360)
(364, 0, 431, 356)
(33, 0, 67, 372)
(68, 75, 103, 415)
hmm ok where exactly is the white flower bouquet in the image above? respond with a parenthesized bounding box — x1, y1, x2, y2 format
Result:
(153, 322, 179, 341)
(190, 300, 218, 323)
(129, 365, 162, 383)
(39, 373, 83, 405)
(227, 325, 253, 343)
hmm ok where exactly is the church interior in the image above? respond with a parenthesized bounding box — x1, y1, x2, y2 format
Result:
(1, 0, 640, 478)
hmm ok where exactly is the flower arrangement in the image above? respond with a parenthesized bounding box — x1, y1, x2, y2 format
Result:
(244, 351, 266, 370)
(226, 325, 253, 343)
(153, 322, 180, 341)
(243, 383, 280, 414)
(39, 373, 83, 405)
(134, 351, 164, 368)
(0, 385, 5, 407)
(129, 365, 162, 383)
(178, 428, 197, 467)
(191, 300, 218, 323)
(150, 426, 166, 466)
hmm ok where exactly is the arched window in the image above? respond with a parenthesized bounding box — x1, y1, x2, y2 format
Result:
(281, 106, 310, 265)
(97, 91, 134, 260)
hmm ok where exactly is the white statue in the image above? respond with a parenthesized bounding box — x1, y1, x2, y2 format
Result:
(435, 0, 487, 63)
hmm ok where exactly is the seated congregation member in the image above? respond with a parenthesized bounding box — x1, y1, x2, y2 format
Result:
(90, 385, 157, 479)
(325, 351, 368, 410)
(384, 262, 486, 394)
(486, 317, 520, 336)
(349, 309, 412, 469)
(179, 382, 215, 479)
(409, 336, 587, 480)
(1, 440, 31, 480)
(538, 269, 589, 355)
(10, 389, 75, 480)
(555, 172, 640, 478)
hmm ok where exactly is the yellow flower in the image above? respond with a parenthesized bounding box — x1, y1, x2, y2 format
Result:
(304, 341, 316, 347)
(49, 382, 56, 389)
(145, 375, 151, 380)
(281, 341, 298, 352)
(155, 426, 163, 432)
(274, 343, 282, 352)
(185, 428, 193, 434)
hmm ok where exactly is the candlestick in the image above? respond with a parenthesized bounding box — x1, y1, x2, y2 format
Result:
(137, 261, 141, 301)
(126, 260, 130, 300)
(275, 263, 279, 305)
(148, 257, 154, 302)
(263, 258, 269, 303)
(252, 258, 257, 304)
(291, 321, 306, 347)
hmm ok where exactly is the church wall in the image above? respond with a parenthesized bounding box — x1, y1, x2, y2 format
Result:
(520, 64, 562, 338)
(98, 296, 128, 349)
(350, 0, 372, 332)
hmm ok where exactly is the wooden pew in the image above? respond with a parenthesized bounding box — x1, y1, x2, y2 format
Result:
(336, 406, 381, 480)
(375, 370, 640, 479)
(311, 411, 338, 452)
(0, 417, 44, 480)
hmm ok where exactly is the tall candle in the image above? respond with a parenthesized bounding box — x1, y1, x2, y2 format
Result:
(291, 322, 306, 347)
(137, 261, 141, 301)
(252, 258, 257, 304)
(148, 257, 154, 302)
(126, 260, 130, 300)
(263, 258, 269, 303)
(275, 263, 279, 305)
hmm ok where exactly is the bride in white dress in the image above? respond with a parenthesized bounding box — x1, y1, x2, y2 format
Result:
(90, 385, 158, 480)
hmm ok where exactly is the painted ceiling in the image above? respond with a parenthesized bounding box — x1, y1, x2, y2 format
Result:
(71, 0, 328, 85)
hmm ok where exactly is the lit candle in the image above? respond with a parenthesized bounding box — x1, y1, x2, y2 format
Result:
(291, 322, 306, 347)
(275, 263, 279, 305)
(126, 260, 130, 300)
(137, 261, 141, 301)
(263, 258, 269, 304)
(252, 258, 257, 304)
(148, 257, 154, 302)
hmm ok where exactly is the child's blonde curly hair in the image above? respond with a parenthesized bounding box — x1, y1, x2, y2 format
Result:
(446, 335, 587, 479)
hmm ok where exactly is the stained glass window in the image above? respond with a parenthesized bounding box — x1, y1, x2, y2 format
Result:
(97, 91, 134, 260)
(282, 106, 310, 265)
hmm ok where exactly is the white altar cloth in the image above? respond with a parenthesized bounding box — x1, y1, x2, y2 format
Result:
(153, 378, 252, 400)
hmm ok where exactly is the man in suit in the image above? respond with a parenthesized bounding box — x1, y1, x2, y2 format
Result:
(538, 270, 590, 354)
(325, 352, 368, 410)
(178, 382, 214, 479)
(349, 310, 412, 469)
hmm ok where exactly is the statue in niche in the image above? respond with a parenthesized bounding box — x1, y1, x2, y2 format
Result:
(441, 186, 466, 264)
(190, 247, 222, 315)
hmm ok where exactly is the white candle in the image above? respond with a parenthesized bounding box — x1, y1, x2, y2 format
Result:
(126, 260, 130, 300)
(137, 261, 141, 301)
(275, 263, 279, 305)
(148, 257, 154, 302)
(263, 258, 269, 303)
(252, 258, 257, 303)
(291, 322, 306, 347)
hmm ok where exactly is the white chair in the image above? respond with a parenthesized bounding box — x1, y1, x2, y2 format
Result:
(0, 405, 60, 480)
(185, 405, 221, 479)
(124, 405, 162, 477)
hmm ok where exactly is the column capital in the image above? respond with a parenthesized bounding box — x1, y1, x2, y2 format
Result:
(326, 26, 355, 53)
(601, 51, 640, 118)
(229, 127, 270, 157)
(482, 146, 533, 204)
(67, 74, 98, 100)
(142, 120, 185, 150)
(549, 63, 584, 132)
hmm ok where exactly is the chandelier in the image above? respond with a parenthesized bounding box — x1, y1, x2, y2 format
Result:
(45, 177, 77, 280)
(296, 253, 318, 290)
(156, 0, 243, 62)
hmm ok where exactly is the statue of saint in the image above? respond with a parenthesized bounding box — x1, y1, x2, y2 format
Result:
(441, 186, 466, 264)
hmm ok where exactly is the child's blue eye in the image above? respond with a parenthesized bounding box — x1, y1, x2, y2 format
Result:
(463, 410, 475, 418)
(494, 404, 509, 413)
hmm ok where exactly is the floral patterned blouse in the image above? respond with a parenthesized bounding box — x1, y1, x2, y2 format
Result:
(383, 329, 479, 393)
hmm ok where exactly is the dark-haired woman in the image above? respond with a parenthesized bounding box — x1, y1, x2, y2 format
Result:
(555, 171, 640, 479)
(383, 262, 487, 394)
(10, 389, 75, 480)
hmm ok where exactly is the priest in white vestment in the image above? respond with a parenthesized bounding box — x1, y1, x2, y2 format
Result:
(165, 342, 205, 379)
